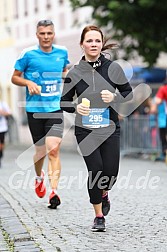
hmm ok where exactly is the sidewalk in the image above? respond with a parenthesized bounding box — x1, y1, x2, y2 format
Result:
(0, 143, 167, 252)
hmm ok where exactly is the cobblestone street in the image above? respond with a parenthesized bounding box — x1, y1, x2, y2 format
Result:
(0, 143, 167, 252)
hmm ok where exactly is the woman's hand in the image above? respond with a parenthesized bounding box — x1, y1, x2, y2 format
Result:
(76, 103, 90, 116)
(101, 90, 115, 103)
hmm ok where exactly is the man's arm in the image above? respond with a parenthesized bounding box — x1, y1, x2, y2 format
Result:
(11, 70, 40, 95)
(11, 70, 27, 87)
(62, 67, 69, 79)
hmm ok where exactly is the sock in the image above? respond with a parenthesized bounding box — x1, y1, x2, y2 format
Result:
(36, 176, 43, 182)
(102, 192, 108, 198)
(96, 214, 104, 218)
(51, 189, 57, 195)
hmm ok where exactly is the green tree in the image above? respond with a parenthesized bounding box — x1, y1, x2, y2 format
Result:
(69, 0, 167, 66)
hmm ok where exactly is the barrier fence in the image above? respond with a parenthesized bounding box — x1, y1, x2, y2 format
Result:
(120, 115, 161, 156)
(6, 114, 162, 155)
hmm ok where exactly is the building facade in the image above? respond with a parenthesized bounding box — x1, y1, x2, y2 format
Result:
(0, 0, 92, 143)
(1, 0, 166, 144)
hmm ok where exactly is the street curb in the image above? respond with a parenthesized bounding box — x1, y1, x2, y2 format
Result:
(0, 194, 41, 252)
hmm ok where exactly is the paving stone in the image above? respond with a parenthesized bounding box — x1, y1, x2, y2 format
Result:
(0, 145, 167, 251)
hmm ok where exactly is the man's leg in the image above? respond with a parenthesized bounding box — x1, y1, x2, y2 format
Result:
(33, 144, 46, 176)
(33, 144, 47, 198)
(46, 136, 62, 190)
(46, 136, 62, 208)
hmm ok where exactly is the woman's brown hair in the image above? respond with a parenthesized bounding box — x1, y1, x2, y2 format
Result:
(80, 25, 118, 51)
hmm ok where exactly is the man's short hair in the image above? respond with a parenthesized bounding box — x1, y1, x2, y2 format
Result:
(37, 20, 54, 28)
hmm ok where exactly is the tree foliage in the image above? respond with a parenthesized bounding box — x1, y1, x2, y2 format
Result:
(69, 0, 167, 66)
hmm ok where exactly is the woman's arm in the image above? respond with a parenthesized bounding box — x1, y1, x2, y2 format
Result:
(60, 73, 76, 113)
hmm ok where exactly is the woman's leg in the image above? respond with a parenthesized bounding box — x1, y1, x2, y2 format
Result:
(76, 132, 118, 231)
(100, 134, 120, 190)
(76, 134, 104, 203)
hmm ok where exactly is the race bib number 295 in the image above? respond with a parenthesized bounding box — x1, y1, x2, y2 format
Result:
(82, 108, 110, 128)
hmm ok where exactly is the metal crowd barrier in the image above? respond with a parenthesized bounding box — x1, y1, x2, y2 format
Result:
(120, 115, 161, 156)
(6, 116, 19, 144)
(6, 114, 162, 152)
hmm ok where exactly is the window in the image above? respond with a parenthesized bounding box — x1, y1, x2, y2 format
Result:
(34, 0, 38, 13)
(59, 0, 64, 5)
(3, 1, 8, 21)
(14, 0, 19, 18)
(25, 23, 29, 37)
(46, 0, 51, 9)
(15, 26, 20, 39)
(59, 12, 65, 30)
(24, 0, 28, 16)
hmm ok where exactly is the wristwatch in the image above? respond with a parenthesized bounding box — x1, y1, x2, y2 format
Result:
(113, 93, 117, 102)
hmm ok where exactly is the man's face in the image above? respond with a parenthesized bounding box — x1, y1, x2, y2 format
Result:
(36, 25, 55, 52)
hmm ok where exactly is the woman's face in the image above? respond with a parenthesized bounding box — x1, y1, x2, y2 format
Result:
(81, 30, 103, 61)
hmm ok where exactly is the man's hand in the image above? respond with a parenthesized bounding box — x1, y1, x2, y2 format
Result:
(26, 80, 41, 95)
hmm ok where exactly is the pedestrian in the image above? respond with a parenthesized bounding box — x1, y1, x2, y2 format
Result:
(156, 102, 167, 161)
(61, 25, 132, 231)
(11, 20, 70, 209)
(0, 92, 12, 168)
(154, 82, 167, 162)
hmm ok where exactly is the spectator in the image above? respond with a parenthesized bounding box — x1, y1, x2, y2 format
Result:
(151, 96, 167, 161)
(0, 93, 12, 167)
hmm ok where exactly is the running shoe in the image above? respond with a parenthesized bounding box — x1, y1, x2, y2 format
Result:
(35, 170, 46, 198)
(48, 192, 61, 209)
(91, 217, 106, 232)
(102, 193, 110, 216)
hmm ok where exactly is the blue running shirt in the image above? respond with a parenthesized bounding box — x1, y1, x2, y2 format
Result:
(14, 44, 70, 112)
